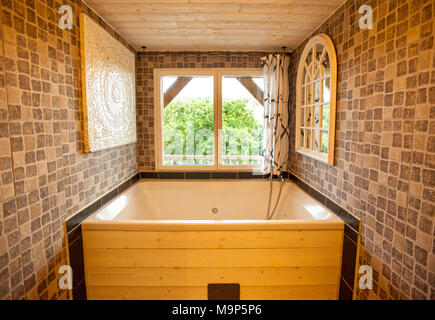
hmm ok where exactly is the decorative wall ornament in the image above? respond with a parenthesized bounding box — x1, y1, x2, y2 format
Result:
(80, 13, 136, 152)
(295, 33, 337, 165)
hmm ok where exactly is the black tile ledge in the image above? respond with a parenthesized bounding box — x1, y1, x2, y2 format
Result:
(339, 278, 353, 300)
(211, 172, 238, 179)
(185, 172, 212, 179)
(65, 173, 139, 233)
(287, 171, 361, 233)
(139, 171, 272, 180)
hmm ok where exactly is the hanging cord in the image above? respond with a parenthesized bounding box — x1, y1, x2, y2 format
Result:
(266, 174, 285, 220)
(265, 52, 287, 220)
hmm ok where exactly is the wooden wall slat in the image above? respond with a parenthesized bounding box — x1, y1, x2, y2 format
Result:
(85, 248, 341, 268)
(83, 230, 343, 249)
(83, 229, 343, 299)
(87, 284, 338, 300)
(86, 266, 340, 287)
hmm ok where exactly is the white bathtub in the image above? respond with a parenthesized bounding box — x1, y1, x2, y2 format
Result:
(81, 179, 344, 300)
(84, 180, 343, 228)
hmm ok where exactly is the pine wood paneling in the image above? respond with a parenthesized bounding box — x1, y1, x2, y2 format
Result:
(83, 0, 346, 50)
(82, 228, 344, 299)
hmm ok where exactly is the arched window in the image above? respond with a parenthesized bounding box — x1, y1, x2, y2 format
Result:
(296, 34, 337, 165)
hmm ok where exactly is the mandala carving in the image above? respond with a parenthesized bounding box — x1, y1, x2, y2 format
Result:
(80, 13, 136, 152)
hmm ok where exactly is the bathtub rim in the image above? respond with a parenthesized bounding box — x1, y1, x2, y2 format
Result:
(82, 219, 344, 231)
(81, 178, 345, 231)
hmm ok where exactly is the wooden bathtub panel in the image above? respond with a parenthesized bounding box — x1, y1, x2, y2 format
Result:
(87, 286, 207, 300)
(86, 266, 340, 287)
(241, 285, 337, 300)
(83, 229, 344, 299)
(87, 285, 337, 300)
(85, 247, 341, 268)
(83, 230, 342, 249)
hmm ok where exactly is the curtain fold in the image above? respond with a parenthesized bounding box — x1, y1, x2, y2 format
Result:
(261, 53, 290, 175)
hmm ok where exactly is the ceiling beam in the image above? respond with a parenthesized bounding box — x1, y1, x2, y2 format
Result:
(164, 77, 193, 108)
(236, 77, 264, 105)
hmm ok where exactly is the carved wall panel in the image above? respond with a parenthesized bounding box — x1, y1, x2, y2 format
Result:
(80, 13, 136, 152)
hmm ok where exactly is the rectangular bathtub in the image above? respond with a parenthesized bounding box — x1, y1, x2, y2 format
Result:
(82, 179, 344, 300)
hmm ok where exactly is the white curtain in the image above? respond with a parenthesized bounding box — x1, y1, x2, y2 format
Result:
(261, 53, 290, 175)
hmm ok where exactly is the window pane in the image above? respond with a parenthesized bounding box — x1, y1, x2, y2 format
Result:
(221, 75, 264, 166)
(321, 130, 329, 154)
(314, 81, 321, 103)
(305, 107, 312, 127)
(307, 84, 312, 104)
(322, 104, 330, 129)
(314, 129, 320, 152)
(323, 77, 330, 102)
(161, 76, 214, 166)
(305, 129, 312, 149)
(300, 128, 304, 146)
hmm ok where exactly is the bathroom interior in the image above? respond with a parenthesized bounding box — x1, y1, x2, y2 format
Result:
(0, 0, 433, 301)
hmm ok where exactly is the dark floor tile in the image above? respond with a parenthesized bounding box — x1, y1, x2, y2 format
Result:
(118, 179, 131, 193)
(67, 225, 81, 246)
(141, 171, 158, 179)
(339, 277, 353, 300)
(287, 172, 297, 182)
(72, 278, 87, 300)
(310, 188, 326, 205)
(185, 172, 211, 179)
(130, 173, 140, 184)
(158, 172, 185, 179)
(344, 224, 359, 243)
(101, 188, 119, 206)
(325, 198, 347, 221)
(237, 172, 265, 179)
(211, 172, 238, 179)
(295, 179, 310, 194)
(341, 234, 358, 288)
(68, 236, 84, 290)
(65, 199, 101, 233)
(342, 212, 361, 233)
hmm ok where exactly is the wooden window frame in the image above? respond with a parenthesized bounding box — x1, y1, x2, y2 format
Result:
(154, 68, 264, 172)
(295, 34, 337, 165)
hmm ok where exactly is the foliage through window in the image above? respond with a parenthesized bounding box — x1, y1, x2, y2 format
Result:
(155, 69, 265, 170)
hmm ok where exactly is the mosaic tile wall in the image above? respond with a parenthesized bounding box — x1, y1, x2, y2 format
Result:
(288, 0, 434, 299)
(136, 51, 265, 171)
(0, 0, 137, 299)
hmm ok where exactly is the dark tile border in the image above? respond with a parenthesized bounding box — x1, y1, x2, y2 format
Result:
(287, 171, 360, 300)
(341, 234, 358, 288)
(140, 171, 272, 180)
(211, 172, 238, 179)
(287, 172, 361, 238)
(65, 172, 139, 233)
(65, 173, 140, 300)
(339, 278, 353, 300)
(185, 172, 211, 179)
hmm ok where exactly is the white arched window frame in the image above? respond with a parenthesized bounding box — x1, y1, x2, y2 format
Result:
(296, 34, 337, 165)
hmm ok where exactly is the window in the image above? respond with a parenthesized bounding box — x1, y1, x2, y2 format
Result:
(295, 34, 337, 165)
(154, 68, 264, 171)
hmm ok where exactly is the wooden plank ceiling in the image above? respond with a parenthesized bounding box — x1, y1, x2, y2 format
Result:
(83, 0, 346, 51)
